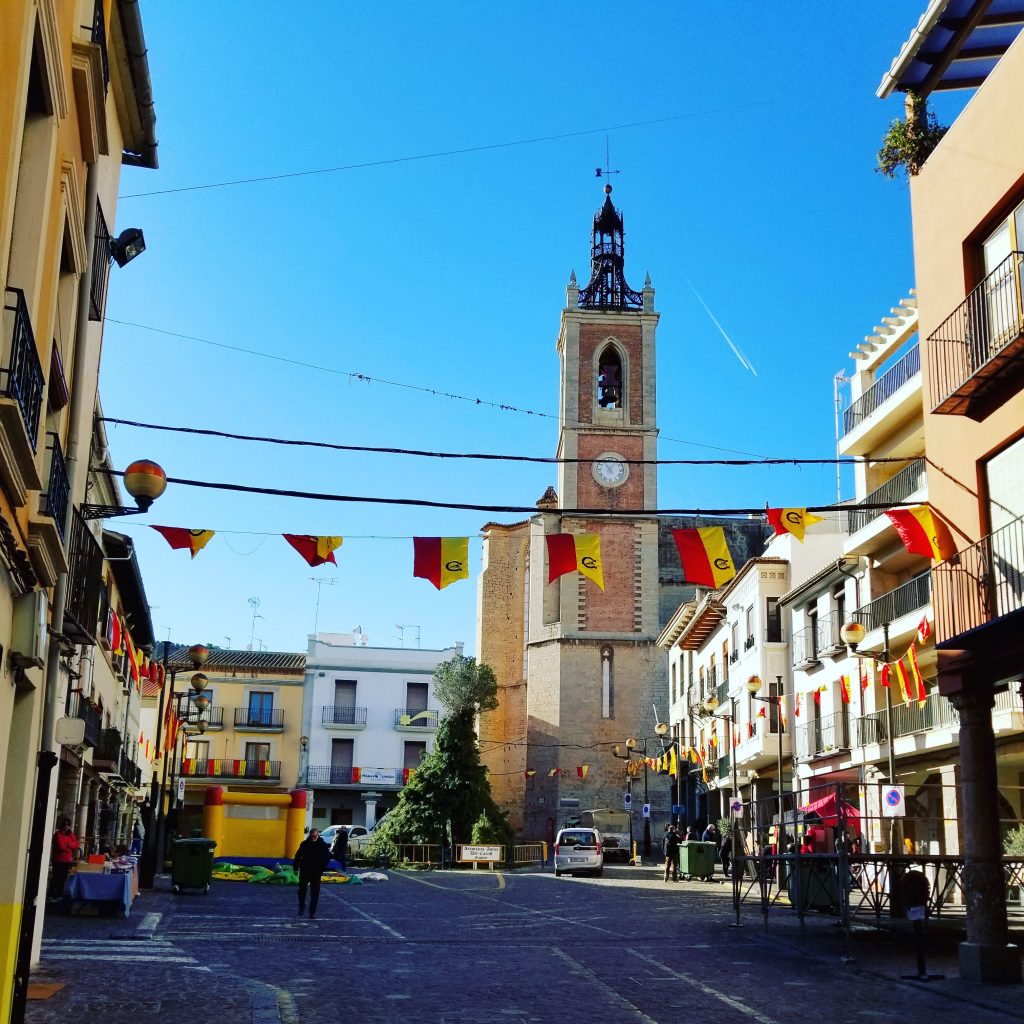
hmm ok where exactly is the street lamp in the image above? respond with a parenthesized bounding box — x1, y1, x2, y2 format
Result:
(702, 693, 742, 927)
(747, 675, 785, 807)
(80, 459, 167, 520)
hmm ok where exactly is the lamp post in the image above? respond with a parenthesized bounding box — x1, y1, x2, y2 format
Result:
(747, 675, 785, 809)
(703, 693, 741, 927)
(840, 620, 898, 853)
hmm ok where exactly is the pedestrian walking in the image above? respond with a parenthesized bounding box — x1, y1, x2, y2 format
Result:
(49, 817, 80, 901)
(130, 815, 144, 855)
(684, 825, 698, 843)
(720, 828, 733, 877)
(663, 825, 681, 882)
(329, 825, 349, 871)
(293, 828, 331, 919)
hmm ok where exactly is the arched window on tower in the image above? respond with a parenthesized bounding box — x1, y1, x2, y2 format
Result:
(601, 646, 613, 719)
(597, 346, 623, 409)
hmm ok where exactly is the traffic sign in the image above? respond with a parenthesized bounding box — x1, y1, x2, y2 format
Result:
(730, 797, 743, 818)
(882, 784, 905, 818)
(623, 792, 632, 810)
(177, 778, 186, 802)
(642, 803, 650, 819)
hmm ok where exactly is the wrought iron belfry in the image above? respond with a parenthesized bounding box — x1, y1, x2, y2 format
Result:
(578, 185, 643, 311)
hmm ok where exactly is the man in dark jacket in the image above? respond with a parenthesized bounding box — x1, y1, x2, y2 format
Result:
(293, 828, 331, 919)
(330, 826, 349, 871)
(663, 825, 681, 882)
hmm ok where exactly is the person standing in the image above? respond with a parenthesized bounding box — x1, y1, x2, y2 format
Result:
(329, 826, 349, 872)
(720, 828, 733, 877)
(50, 817, 80, 901)
(293, 828, 331, 919)
(663, 825, 681, 883)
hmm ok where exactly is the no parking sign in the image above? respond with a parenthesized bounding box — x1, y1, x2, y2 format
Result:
(882, 784, 905, 818)
(730, 797, 743, 818)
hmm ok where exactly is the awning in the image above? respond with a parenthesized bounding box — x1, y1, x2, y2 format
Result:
(800, 791, 861, 831)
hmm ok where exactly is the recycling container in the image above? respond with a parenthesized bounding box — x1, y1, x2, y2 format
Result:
(679, 840, 716, 880)
(171, 836, 216, 894)
(787, 858, 839, 912)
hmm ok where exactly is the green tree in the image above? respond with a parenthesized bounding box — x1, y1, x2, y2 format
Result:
(376, 655, 511, 858)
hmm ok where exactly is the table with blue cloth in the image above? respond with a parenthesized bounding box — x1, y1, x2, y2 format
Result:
(65, 871, 133, 917)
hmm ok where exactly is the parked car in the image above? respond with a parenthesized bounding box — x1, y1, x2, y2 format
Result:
(554, 827, 604, 878)
(347, 813, 388, 855)
(317, 824, 369, 851)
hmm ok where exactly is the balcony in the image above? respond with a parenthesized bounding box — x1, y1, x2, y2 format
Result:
(839, 345, 922, 457)
(234, 707, 284, 731)
(74, 698, 101, 748)
(194, 705, 224, 731)
(928, 251, 1024, 419)
(743, 634, 755, 651)
(394, 708, 439, 730)
(92, 727, 122, 771)
(850, 571, 931, 636)
(178, 758, 280, 781)
(27, 433, 70, 586)
(846, 458, 928, 540)
(89, 203, 111, 321)
(64, 510, 104, 645)
(791, 613, 843, 669)
(321, 705, 367, 730)
(118, 751, 142, 789)
(0, 288, 44, 505)
(791, 625, 819, 670)
(795, 710, 851, 760)
(305, 765, 411, 789)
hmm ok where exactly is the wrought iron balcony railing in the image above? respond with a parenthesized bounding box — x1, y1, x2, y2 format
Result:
(93, 727, 122, 765)
(394, 708, 438, 728)
(795, 710, 851, 759)
(89, 201, 111, 321)
(850, 571, 931, 633)
(322, 705, 367, 726)
(64, 509, 104, 645)
(932, 513, 1024, 644)
(791, 624, 819, 667)
(842, 344, 920, 435)
(847, 458, 927, 535)
(177, 758, 280, 780)
(40, 432, 70, 541)
(928, 251, 1024, 416)
(305, 765, 413, 787)
(2, 287, 44, 451)
(75, 698, 101, 748)
(88, 0, 109, 88)
(234, 707, 284, 728)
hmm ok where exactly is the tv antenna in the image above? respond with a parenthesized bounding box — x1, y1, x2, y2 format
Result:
(309, 577, 341, 635)
(395, 624, 421, 649)
(595, 136, 620, 182)
(248, 596, 263, 650)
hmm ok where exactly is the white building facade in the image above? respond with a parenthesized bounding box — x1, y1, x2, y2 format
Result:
(301, 633, 463, 830)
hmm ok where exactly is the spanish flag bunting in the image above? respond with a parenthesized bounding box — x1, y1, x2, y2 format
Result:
(151, 526, 216, 559)
(884, 505, 956, 561)
(577, 764, 589, 781)
(813, 686, 823, 706)
(261, 761, 272, 777)
(860, 666, 870, 692)
(795, 693, 801, 717)
(181, 758, 193, 775)
(210, 758, 221, 777)
(880, 663, 891, 689)
(545, 532, 604, 590)
(893, 659, 913, 702)
(525, 770, 536, 778)
(778, 695, 786, 732)
(283, 534, 343, 567)
(413, 537, 469, 590)
(766, 507, 825, 543)
(840, 675, 852, 704)
(908, 643, 927, 702)
(351, 767, 362, 783)
(747, 721, 754, 738)
(547, 767, 561, 777)
(671, 527, 736, 588)
(145, 740, 150, 759)
(669, 748, 678, 778)
(109, 611, 124, 655)
(917, 615, 932, 644)
(138, 730, 144, 745)
(757, 706, 767, 718)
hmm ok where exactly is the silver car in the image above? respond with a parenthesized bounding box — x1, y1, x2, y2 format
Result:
(554, 827, 604, 878)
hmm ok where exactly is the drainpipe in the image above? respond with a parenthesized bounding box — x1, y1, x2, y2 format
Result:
(10, 162, 100, 1024)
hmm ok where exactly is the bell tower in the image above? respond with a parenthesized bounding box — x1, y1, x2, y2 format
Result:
(556, 184, 659, 514)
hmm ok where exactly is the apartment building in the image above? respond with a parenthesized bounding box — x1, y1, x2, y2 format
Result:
(301, 632, 460, 831)
(878, 1, 1024, 983)
(0, 1, 160, 1016)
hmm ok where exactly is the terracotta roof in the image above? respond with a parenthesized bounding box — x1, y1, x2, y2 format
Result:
(674, 594, 726, 652)
(155, 642, 305, 672)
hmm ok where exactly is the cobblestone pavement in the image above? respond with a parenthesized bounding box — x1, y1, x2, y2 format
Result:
(25, 864, 1024, 1023)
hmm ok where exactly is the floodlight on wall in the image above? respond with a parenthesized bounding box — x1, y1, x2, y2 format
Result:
(110, 227, 146, 268)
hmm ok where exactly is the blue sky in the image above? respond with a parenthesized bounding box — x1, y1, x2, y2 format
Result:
(103, 2, 943, 656)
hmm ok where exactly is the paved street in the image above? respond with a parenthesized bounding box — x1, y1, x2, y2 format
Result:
(27, 865, 1023, 1024)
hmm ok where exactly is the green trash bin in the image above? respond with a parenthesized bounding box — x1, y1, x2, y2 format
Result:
(171, 836, 216, 894)
(679, 840, 716, 881)
(787, 859, 838, 912)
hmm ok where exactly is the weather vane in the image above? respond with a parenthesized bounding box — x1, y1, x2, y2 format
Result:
(595, 136, 620, 184)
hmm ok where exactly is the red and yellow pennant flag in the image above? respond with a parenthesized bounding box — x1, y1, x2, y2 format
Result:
(577, 764, 589, 781)
(524, 770, 536, 778)
(884, 505, 956, 561)
(402, 768, 415, 785)
(893, 659, 913, 703)
(860, 666, 870, 692)
(907, 643, 927, 702)
(778, 695, 786, 732)
(547, 767, 561, 777)
(840, 675, 852, 705)
(794, 693, 801, 717)
(766, 508, 824, 543)
(151, 526, 215, 558)
(917, 615, 932, 644)
(413, 537, 469, 590)
(669, 748, 678, 778)
(109, 611, 124, 655)
(351, 767, 362, 783)
(545, 533, 604, 590)
(756, 706, 767, 719)
(671, 527, 736, 588)
(283, 534, 343, 567)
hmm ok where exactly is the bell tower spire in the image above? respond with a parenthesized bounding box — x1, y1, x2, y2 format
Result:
(577, 184, 643, 310)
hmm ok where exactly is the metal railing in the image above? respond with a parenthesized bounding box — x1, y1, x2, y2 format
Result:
(791, 624, 818, 666)
(306, 765, 408, 787)
(193, 705, 224, 728)
(177, 758, 280, 780)
(795, 710, 851, 759)
(927, 250, 1024, 414)
(89, 201, 110, 321)
(118, 751, 141, 788)
(2, 287, 44, 451)
(87, 0, 109, 88)
(717, 752, 730, 781)
(511, 843, 546, 867)
(40, 432, 70, 541)
(850, 571, 931, 633)
(93, 727, 122, 764)
(306, 765, 355, 786)
(394, 708, 438, 727)
(842, 344, 920, 435)
(847, 458, 927, 535)
(75, 699, 101, 748)
(932, 513, 1024, 644)
(64, 510, 104, 644)
(234, 707, 284, 728)
(322, 705, 367, 726)
(743, 633, 755, 651)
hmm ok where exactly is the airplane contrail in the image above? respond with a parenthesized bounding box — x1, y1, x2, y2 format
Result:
(683, 276, 759, 377)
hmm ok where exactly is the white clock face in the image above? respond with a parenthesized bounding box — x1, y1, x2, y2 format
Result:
(592, 454, 628, 488)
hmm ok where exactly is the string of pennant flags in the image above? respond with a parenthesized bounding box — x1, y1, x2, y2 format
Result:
(146, 503, 957, 591)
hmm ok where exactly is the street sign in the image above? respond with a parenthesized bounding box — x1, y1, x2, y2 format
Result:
(730, 797, 743, 818)
(882, 784, 905, 818)
(623, 792, 632, 810)
(177, 778, 186, 802)
(642, 803, 650, 819)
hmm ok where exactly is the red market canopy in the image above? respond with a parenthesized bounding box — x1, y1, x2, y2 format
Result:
(801, 791, 861, 831)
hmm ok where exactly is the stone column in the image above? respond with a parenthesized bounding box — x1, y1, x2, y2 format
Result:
(361, 791, 381, 829)
(950, 686, 1021, 982)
